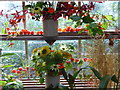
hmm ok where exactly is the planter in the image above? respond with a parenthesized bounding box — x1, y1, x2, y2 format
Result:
(43, 19, 58, 39)
(45, 75, 60, 88)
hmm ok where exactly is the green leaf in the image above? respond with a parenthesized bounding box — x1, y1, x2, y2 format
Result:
(25, 5, 32, 10)
(39, 77, 44, 84)
(2, 28, 6, 34)
(79, 74, 82, 80)
(101, 22, 108, 30)
(89, 67, 102, 80)
(111, 75, 118, 83)
(75, 21, 81, 28)
(89, 23, 98, 29)
(36, 2, 43, 8)
(105, 15, 113, 20)
(70, 15, 81, 21)
(0, 81, 6, 86)
(73, 68, 82, 79)
(82, 15, 94, 23)
(0, 53, 15, 57)
(68, 74, 75, 85)
(2, 65, 14, 68)
(61, 69, 68, 81)
(99, 75, 112, 90)
(4, 21, 9, 27)
(78, 29, 84, 34)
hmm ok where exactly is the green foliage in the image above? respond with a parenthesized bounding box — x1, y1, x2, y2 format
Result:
(0, 53, 15, 57)
(39, 77, 44, 84)
(99, 75, 112, 90)
(70, 15, 81, 21)
(2, 65, 14, 68)
(82, 15, 94, 23)
(89, 66, 119, 89)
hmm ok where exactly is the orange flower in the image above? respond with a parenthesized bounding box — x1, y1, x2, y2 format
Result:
(50, 50, 54, 52)
(48, 8, 55, 14)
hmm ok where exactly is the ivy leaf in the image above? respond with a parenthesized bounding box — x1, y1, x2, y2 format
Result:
(111, 75, 118, 83)
(89, 67, 102, 80)
(70, 15, 81, 21)
(99, 75, 112, 90)
(82, 15, 94, 23)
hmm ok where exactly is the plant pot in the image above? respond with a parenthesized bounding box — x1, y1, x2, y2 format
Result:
(43, 19, 58, 39)
(45, 75, 60, 88)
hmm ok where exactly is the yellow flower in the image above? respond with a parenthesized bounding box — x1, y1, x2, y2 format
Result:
(63, 51, 72, 59)
(40, 46, 50, 57)
(57, 50, 63, 55)
(36, 72, 40, 76)
(42, 62, 46, 67)
(37, 62, 40, 66)
(36, 51, 41, 57)
(32, 48, 38, 54)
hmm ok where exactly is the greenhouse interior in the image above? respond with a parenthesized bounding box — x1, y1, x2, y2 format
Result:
(0, 0, 120, 90)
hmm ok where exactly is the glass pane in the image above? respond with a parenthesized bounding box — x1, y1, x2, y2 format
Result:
(1, 41, 26, 77)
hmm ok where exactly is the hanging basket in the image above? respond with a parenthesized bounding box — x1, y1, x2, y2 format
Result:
(43, 19, 58, 39)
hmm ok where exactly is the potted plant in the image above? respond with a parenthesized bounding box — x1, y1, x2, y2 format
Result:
(31, 46, 72, 89)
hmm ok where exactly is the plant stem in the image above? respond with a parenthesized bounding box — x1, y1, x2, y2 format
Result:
(116, 69, 120, 90)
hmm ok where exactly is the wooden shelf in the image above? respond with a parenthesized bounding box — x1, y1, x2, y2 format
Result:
(0, 32, 120, 40)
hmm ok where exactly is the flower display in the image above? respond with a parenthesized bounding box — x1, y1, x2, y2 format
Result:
(31, 46, 72, 83)
(25, 2, 95, 21)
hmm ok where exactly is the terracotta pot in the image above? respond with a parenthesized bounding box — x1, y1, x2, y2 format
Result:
(43, 19, 58, 38)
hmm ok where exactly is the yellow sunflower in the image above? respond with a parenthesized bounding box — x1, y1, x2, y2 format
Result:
(32, 48, 38, 54)
(40, 46, 50, 57)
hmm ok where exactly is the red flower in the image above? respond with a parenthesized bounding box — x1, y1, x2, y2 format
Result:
(58, 63, 64, 69)
(59, 65, 64, 69)
(31, 68, 34, 71)
(12, 69, 16, 73)
(18, 67, 23, 71)
(48, 8, 55, 14)
(84, 58, 88, 62)
(75, 59, 79, 62)
(24, 69, 27, 72)
(70, 58, 74, 62)
(17, 70, 21, 74)
(6, 28, 11, 31)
